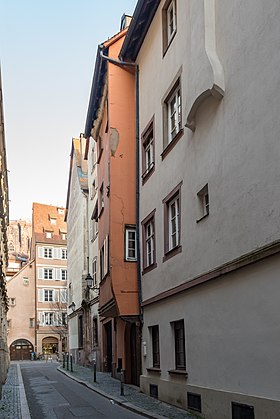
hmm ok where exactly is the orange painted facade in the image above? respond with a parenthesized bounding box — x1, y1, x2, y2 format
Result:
(85, 27, 140, 383)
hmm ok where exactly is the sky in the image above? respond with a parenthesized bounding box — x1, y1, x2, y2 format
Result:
(0, 0, 137, 221)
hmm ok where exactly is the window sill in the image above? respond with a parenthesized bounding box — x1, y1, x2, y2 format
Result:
(168, 369, 188, 378)
(142, 165, 155, 185)
(196, 213, 209, 223)
(163, 245, 182, 263)
(142, 263, 157, 275)
(147, 367, 161, 374)
(161, 128, 184, 160)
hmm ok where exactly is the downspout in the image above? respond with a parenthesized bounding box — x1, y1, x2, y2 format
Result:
(99, 48, 142, 321)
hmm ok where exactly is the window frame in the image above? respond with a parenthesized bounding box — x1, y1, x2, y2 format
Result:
(44, 268, 53, 280)
(125, 226, 137, 262)
(141, 117, 155, 183)
(162, 0, 177, 55)
(141, 209, 157, 274)
(162, 75, 183, 159)
(44, 289, 53, 302)
(151, 325, 160, 369)
(163, 182, 183, 261)
(196, 184, 210, 223)
(174, 319, 186, 371)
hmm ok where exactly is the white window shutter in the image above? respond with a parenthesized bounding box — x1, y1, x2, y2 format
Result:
(38, 289, 44, 302)
(52, 247, 58, 259)
(38, 268, 44, 279)
(55, 269, 61, 280)
(54, 290, 59, 302)
(38, 247, 43, 258)
(39, 312, 44, 326)
(104, 235, 109, 275)
(60, 289, 67, 303)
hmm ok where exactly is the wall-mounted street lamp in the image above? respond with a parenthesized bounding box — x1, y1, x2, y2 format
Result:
(69, 302, 76, 312)
(85, 273, 99, 290)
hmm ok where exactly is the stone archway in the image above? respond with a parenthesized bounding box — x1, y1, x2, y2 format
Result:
(10, 339, 34, 361)
(42, 336, 59, 355)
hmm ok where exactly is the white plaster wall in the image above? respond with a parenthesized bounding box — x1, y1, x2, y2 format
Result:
(137, 0, 280, 301)
(67, 155, 86, 311)
(141, 254, 280, 400)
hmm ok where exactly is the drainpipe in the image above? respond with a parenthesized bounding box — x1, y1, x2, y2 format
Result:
(99, 47, 142, 320)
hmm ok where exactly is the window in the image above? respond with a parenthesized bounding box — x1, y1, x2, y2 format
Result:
(61, 233, 67, 240)
(163, 182, 182, 260)
(162, 0, 177, 54)
(92, 258, 97, 287)
(61, 269, 67, 281)
(44, 247, 53, 258)
(45, 312, 54, 326)
(197, 184, 209, 222)
(58, 208, 64, 215)
(29, 318, 35, 328)
(151, 325, 160, 368)
(91, 204, 98, 241)
(78, 315, 84, 348)
(45, 231, 52, 239)
(142, 118, 155, 182)
(174, 320, 186, 370)
(44, 268, 53, 279)
(232, 402, 255, 419)
(7, 319, 11, 328)
(187, 393, 202, 413)
(142, 210, 157, 272)
(167, 82, 181, 144)
(44, 289, 53, 302)
(125, 226, 137, 261)
(162, 76, 183, 158)
(92, 317, 98, 347)
(61, 312, 67, 326)
(61, 248, 67, 259)
(50, 218, 56, 225)
(100, 236, 109, 280)
(99, 183, 104, 214)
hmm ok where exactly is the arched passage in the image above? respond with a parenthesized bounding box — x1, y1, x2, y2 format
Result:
(42, 336, 58, 354)
(10, 339, 34, 361)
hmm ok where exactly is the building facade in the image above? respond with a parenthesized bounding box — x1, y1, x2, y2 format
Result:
(32, 203, 68, 356)
(83, 21, 141, 385)
(6, 219, 31, 280)
(121, 1, 280, 418)
(0, 67, 9, 399)
(66, 135, 100, 366)
(6, 259, 35, 361)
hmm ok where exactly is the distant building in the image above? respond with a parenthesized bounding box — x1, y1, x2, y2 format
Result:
(0, 67, 9, 399)
(6, 219, 31, 279)
(31, 203, 68, 356)
(6, 259, 35, 360)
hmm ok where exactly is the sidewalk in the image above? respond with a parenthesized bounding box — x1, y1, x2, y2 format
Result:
(58, 363, 198, 419)
(0, 363, 21, 418)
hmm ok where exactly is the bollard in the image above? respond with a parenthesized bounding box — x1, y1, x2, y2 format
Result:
(70, 354, 73, 372)
(93, 360, 96, 383)
(120, 369, 124, 396)
(62, 353, 65, 369)
(66, 353, 69, 371)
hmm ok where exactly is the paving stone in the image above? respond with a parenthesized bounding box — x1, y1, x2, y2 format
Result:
(0, 364, 21, 419)
(59, 364, 198, 419)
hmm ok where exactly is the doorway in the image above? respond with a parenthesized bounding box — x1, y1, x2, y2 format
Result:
(10, 339, 34, 361)
(104, 321, 112, 372)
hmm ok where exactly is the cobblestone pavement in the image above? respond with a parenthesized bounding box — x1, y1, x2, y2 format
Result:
(58, 363, 199, 419)
(0, 364, 21, 419)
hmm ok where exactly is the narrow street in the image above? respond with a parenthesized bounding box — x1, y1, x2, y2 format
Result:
(20, 362, 144, 419)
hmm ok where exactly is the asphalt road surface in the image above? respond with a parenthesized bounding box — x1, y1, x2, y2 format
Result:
(20, 362, 144, 418)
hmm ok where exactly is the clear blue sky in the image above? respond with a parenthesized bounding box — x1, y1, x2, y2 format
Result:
(0, 0, 137, 220)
